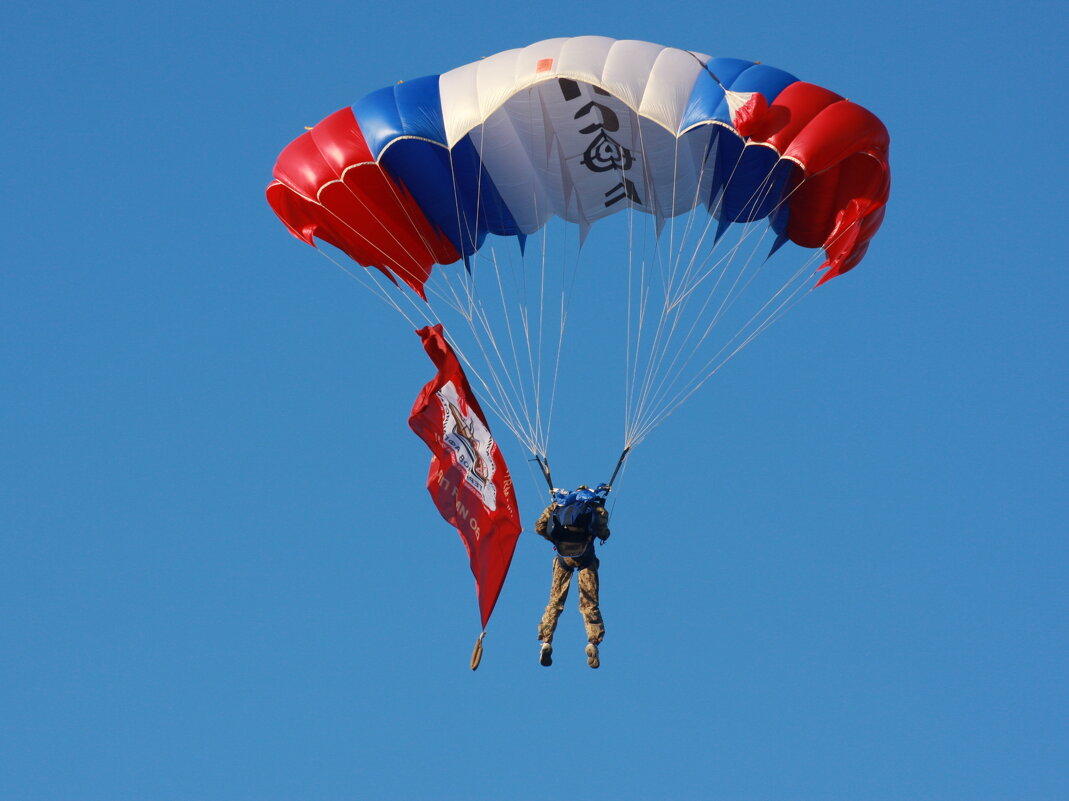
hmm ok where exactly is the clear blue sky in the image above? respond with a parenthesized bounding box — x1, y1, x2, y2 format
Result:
(3, 1, 1066, 799)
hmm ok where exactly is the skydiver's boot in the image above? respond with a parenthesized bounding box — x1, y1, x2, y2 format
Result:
(539, 642, 553, 667)
(586, 642, 600, 669)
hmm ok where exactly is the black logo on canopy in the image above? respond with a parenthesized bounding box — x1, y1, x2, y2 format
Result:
(558, 79, 643, 206)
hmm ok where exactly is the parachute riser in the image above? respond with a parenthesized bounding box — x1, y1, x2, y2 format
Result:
(532, 453, 555, 497)
(533, 448, 629, 501)
(604, 447, 631, 496)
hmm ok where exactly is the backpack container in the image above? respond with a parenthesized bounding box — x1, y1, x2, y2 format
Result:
(548, 496, 603, 558)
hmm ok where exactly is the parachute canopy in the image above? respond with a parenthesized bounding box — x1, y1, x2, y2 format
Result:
(267, 36, 888, 297)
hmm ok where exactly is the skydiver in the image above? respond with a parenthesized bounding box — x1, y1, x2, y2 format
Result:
(535, 484, 610, 668)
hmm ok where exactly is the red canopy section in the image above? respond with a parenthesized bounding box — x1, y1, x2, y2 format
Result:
(266, 107, 458, 298)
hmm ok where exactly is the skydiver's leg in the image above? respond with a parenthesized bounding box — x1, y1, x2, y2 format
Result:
(538, 556, 573, 644)
(577, 556, 604, 645)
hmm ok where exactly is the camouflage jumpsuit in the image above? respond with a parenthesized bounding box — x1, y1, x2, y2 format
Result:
(536, 503, 610, 645)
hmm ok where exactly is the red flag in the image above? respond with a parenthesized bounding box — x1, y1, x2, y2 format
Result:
(408, 325, 522, 629)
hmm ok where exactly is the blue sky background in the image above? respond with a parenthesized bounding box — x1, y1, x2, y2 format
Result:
(3, 1, 1066, 799)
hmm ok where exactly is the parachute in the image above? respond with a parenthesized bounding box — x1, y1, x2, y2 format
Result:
(267, 36, 890, 481)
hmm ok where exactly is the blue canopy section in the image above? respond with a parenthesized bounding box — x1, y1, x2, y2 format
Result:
(680, 61, 803, 227)
(352, 75, 447, 159)
(707, 63, 799, 123)
(681, 59, 800, 133)
(680, 57, 756, 132)
(353, 75, 521, 261)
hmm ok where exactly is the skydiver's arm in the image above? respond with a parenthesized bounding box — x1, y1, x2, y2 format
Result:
(595, 507, 611, 542)
(535, 505, 554, 541)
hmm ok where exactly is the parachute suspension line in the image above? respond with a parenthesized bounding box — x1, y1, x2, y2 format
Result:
(665, 143, 756, 308)
(429, 297, 538, 453)
(677, 156, 782, 298)
(307, 174, 462, 334)
(537, 217, 562, 462)
(624, 117, 671, 450)
(654, 166, 803, 376)
(303, 179, 439, 329)
(625, 142, 728, 445)
(625, 193, 656, 451)
(446, 113, 576, 474)
(541, 217, 563, 462)
(487, 242, 542, 452)
(666, 125, 719, 308)
(642, 202, 879, 429)
(629, 231, 827, 446)
(500, 113, 548, 465)
(535, 91, 563, 464)
(625, 133, 703, 446)
(617, 117, 639, 451)
(662, 130, 749, 322)
(425, 259, 543, 455)
(514, 216, 552, 465)
(676, 166, 801, 322)
(628, 228, 782, 443)
(414, 141, 546, 458)
(471, 246, 546, 454)
(622, 109, 699, 452)
(420, 278, 536, 448)
(421, 258, 516, 417)
(545, 208, 582, 459)
(624, 126, 692, 438)
(514, 85, 552, 467)
(625, 124, 722, 449)
(664, 132, 715, 306)
(638, 112, 681, 444)
(309, 170, 541, 453)
(527, 211, 551, 459)
(452, 278, 530, 437)
(315, 246, 429, 330)
(327, 163, 439, 292)
(466, 125, 537, 433)
(623, 173, 649, 452)
(628, 131, 731, 434)
(665, 122, 683, 297)
(624, 142, 806, 447)
(623, 164, 640, 450)
(627, 230, 772, 443)
(317, 242, 538, 454)
(529, 87, 561, 463)
(641, 172, 789, 408)
(492, 220, 551, 469)
(627, 251, 820, 445)
(636, 231, 771, 427)
(439, 269, 543, 457)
